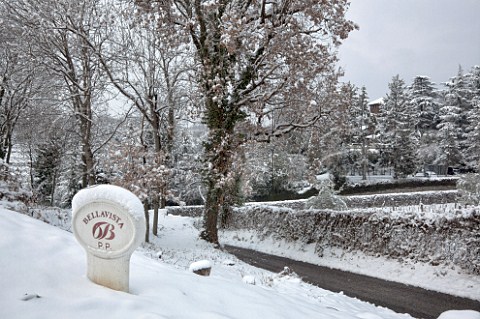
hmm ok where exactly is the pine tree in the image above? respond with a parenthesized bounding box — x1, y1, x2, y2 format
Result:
(409, 76, 439, 135)
(351, 86, 373, 180)
(33, 140, 62, 205)
(449, 66, 472, 153)
(375, 99, 393, 173)
(383, 75, 417, 178)
(394, 132, 418, 178)
(306, 179, 347, 211)
(437, 76, 465, 169)
(465, 65, 480, 169)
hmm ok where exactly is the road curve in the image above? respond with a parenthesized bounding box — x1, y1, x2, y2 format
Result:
(224, 245, 480, 319)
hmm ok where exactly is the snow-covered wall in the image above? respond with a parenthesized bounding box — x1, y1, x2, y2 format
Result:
(225, 205, 480, 275)
(167, 205, 203, 217)
(166, 191, 477, 274)
(166, 191, 458, 215)
(343, 190, 458, 208)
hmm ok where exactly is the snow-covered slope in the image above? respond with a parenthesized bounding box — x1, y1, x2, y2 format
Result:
(0, 208, 417, 319)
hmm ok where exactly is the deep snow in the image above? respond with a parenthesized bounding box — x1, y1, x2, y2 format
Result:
(0, 208, 415, 319)
(1, 205, 478, 319)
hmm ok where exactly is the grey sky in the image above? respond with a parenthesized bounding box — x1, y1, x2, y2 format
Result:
(337, 0, 480, 100)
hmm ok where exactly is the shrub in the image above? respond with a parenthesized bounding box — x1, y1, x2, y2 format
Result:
(306, 180, 347, 210)
(457, 173, 480, 205)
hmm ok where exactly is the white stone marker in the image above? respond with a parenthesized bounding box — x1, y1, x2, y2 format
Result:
(72, 185, 146, 292)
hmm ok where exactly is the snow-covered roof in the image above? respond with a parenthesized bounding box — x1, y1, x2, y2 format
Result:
(368, 97, 384, 106)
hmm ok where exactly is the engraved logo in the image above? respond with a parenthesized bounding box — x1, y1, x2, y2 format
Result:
(92, 222, 116, 240)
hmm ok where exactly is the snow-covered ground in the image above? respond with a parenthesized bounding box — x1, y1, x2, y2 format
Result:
(1, 205, 479, 319)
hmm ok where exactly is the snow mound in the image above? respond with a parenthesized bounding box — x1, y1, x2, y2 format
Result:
(189, 260, 212, 272)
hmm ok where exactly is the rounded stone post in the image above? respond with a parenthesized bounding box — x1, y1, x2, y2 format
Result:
(72, 185, 146, 293)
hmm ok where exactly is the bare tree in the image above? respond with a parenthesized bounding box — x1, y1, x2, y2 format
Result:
(3, 0, 121, 188)
(109, 121, 169, 243)
(0, 49, 37, 165)
(81, 2, 194, 235)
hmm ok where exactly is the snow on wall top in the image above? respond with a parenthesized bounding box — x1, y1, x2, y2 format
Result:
(72, 184, 144, 222)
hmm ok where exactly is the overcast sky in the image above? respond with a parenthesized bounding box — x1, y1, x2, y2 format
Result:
(337, 0, 480, 100)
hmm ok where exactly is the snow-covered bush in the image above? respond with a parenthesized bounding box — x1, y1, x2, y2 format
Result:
(167, 190, 457, 217)
(0, 160, 32, 212)
(28, 207, 71, 231)
(340, 178, 457, 195)
(457, 173, 480, 205)
(306, 180, 347, 210)
(167, 205, 203, 217)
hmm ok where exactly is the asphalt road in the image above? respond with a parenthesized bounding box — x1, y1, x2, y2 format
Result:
(224, 245, 480, 319)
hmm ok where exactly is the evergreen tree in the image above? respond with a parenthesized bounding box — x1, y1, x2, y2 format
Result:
(375, 98, 393, 173)
(465, 65, 480, 169)
(394, 131, 418, 178)
(33, 140, 62, 205)
(458, 173, 480, 205)
(383, 75, 417, 178)
(329, 84, 356, 189)
(408, 76, 439, 134)
(437, 77, 465, 169)
(351, 86, 373, 180)
(448, 66, 472, 152)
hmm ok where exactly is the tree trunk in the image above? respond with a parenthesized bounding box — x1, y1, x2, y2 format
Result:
(82, 141, 96, 187)
(200, 183, 221, 246)
(5, 130, 13, 164)
(149, 95, 163, 235)
(200, 122, 236, 246)
(362, 140, 368, 181)
(51, 168, 57, 206)
(143, 200, 150, 243)
(152, 193, 159, 236)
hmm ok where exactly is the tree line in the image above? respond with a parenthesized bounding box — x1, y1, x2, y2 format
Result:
(344, 67, 480, 183)
(246, 66, 480, 199)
